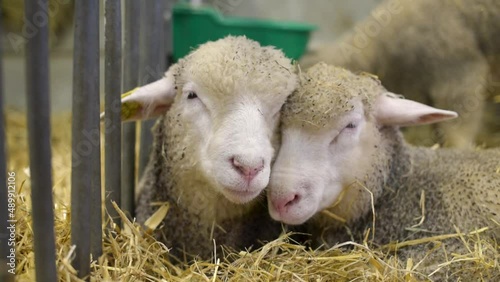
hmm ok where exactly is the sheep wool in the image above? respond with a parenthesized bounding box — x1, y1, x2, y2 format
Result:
(135, 36, 297, 261)
(274, 63, 500, 280)
(301, 0, 500, 147)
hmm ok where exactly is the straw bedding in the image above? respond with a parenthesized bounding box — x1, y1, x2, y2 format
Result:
(7, 110, 499, 281)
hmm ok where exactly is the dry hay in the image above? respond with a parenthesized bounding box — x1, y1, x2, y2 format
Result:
(6, 110, 499, 281)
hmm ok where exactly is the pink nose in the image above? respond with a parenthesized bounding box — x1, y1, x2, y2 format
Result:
(272, 193, 301, 215)
(231, 157, 264, 182)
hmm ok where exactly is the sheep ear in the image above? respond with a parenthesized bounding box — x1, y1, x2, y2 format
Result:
(374, 92, 458, 127)
(100, 67, 177, 122)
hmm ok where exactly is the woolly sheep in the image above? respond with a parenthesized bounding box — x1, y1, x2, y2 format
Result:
(301, 0, 500, 148)
(268, 63, 500, 279)
(120, 36, 297, 260)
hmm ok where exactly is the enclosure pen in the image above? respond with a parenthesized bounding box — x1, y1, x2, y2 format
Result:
(0, 1, 11, 281)
(138, 0, 167, 176)
(104, 0, 122, 229)
(71, 0, 101, 279)
(24, 0, 58, 281)
(121, 0, 140, 219)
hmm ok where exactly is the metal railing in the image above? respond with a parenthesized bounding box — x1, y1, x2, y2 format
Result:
(0, 0, 168, 280)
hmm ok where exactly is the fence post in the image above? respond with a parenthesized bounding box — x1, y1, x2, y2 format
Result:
(0, 1, 13, 281)
(24, 0, 58, 281)
(138, 0, 166, 177)
(122, 0, 140, 218)
(105, 0, 122, 228)
(71, 0, 101, 278)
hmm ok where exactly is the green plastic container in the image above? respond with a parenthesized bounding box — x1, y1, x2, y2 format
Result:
(172, 3, 316, 61)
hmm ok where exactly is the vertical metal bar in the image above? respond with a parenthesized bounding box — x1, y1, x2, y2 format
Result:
(105, 0, 122, 228)
(165, 0, 174, 67)
(122, 0, 140, 217)
(71, 0, 100, 278)
(24, 0, 58, 281)
(0, 2, 13, 281)
(138, 0, 166, 176)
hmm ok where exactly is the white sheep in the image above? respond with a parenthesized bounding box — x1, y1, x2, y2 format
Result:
(120, 36, 297, 260)
(301, 0, 500, 148)
(268, 63, 500, 279)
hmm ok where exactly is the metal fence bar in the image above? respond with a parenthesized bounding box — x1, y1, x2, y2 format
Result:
(24, 1, 58, 281)
(71, 0, 101, 278)
(138, 0, 166, 176)
(105, 0, 122, 228)
(0, 1, 13, 281)
(165, 0, 174, 68)
(122, 0, 140, 217)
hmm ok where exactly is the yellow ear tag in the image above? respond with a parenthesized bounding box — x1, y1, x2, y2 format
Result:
(120, 88, 141, 120)
(121, 87, 138, 99)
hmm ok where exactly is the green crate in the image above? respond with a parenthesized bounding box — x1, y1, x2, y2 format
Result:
(172, 3, 316, 61)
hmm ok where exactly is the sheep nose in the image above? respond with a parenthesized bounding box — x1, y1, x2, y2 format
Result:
(231, 156, 264, 182)
(272, 193, 301, 215)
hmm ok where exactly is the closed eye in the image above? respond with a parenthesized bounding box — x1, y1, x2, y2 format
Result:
(330, 122, 358, 145)
(345, 122, 356, 129)
(187, 91, 198, 99)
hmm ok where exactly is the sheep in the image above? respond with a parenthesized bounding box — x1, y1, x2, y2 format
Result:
(119, 36, 297, 260)
(268, 63, 500, 280)
(301, 0, 500, 148)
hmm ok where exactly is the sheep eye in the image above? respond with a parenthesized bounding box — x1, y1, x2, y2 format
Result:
(345, 122, 356, 129)
(187, 91, 198, 99)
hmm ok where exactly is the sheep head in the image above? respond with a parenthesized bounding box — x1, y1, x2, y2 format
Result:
(268, 63, 457, 225)
(112, 36, 297, 204)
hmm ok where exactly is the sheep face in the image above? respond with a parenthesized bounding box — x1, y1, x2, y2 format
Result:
(268, 63, 457, 225)
(114, 36, 297, 204)
(268, 97, 375, 225)
(169, 78, 284, 204)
